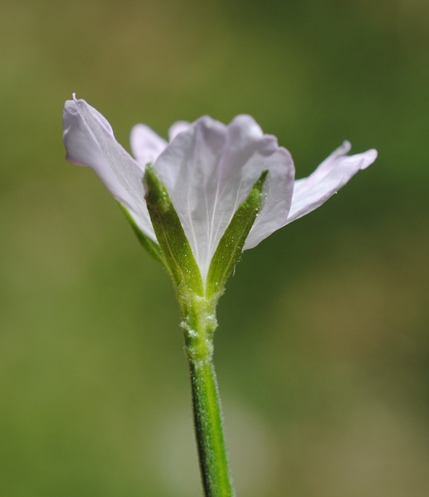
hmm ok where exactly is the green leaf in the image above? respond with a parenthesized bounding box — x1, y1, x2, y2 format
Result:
(206, 170, 268, 300)
(119, 204, 166, 265)
(144, 164, 204, 298)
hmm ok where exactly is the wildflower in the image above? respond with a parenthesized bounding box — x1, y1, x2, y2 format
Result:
(63, 95, 378, 497)
(63, 96, 377, 287)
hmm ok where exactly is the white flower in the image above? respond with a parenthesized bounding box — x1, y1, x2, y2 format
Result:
(63, 95, 377, 283)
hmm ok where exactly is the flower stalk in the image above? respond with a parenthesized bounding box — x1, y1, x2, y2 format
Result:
(189, 356, 234, 497)
(183, 295, 234, 497)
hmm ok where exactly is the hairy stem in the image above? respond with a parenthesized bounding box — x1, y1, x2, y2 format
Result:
(189, 358, 234, 497)
(182, 297, 235, 497)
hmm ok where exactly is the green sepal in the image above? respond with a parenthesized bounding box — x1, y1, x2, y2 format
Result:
(206, 170, 268, 300)
(144, 164, 204, 298)
(119, 204, 166, 265)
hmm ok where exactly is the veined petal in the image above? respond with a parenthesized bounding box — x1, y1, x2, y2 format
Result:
(243, 141, 295, 250)
(153, 115, 295, 281)
(130, 124, 167, 168)
(286, 142, 378, 224)
(63, 96, 156, 241)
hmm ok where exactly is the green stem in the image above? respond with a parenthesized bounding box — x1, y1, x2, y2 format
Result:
(189, 358, 234, 497)
(181, 297, 235, 497)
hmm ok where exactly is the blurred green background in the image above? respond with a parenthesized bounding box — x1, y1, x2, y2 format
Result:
(1, 0, 428, 495)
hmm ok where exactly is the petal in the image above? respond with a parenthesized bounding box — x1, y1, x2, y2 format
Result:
(63, 96, 156, 240)
(243, 142, 295, 250)
(130, 124, 167, 168)
(286, 142, 378, 224)
(168, 121, 192, 141)
(153, 115, 295, 281)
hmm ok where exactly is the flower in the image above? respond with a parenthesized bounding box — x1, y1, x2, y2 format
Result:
(63, 95, 377, 284)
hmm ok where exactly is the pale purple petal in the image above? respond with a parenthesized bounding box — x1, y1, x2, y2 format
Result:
(130, 124, 167, 168)
(286, 142, 378, 224)
(153, 115, 295, 281)
(63, 96, 156, 240)
(169, 121, 192, 141)
(243, 142, 295, 250)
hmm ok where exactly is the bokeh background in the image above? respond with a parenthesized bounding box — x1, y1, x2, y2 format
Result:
(1, 0, 428, 496)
